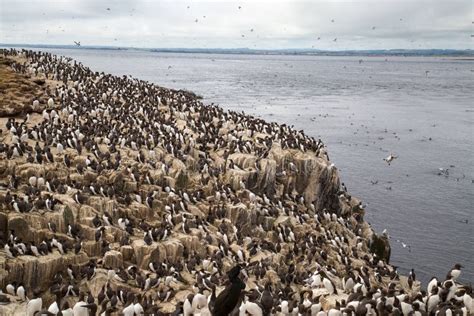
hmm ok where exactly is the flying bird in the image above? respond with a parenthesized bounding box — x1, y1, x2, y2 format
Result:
(383, 153, 397, 165)
(74, 41, 81, 46)
(437, 168, 449, 176)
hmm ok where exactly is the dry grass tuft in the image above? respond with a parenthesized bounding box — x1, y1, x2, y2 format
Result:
(0, 56, 47, 117)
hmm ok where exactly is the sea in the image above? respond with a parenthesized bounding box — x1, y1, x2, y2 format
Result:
(7, 47, 474, 285)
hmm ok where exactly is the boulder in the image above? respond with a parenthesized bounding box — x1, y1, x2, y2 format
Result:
(7, 214, 30, 241)
(1, 252, 88, 292)
(103, 250, 123, 269)
(120, 245, 135, 262)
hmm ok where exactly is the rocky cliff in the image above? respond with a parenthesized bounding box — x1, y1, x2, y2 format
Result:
(1, 49, 468, 316)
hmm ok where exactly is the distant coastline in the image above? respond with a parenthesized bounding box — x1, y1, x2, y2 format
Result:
(1, 43, 473, 57)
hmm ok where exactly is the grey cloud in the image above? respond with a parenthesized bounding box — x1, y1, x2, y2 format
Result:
(0, 0, 471, 49)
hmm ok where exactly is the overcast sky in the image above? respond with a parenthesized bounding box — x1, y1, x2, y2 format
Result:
(0, 0, 472, 50)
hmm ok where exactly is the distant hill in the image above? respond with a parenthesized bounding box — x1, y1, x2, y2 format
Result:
(1, 43, 473, 57)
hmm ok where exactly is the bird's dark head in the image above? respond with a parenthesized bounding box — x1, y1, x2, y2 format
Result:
(227, 264, 241, 280)
(32, 289, 41, 299)
(412, 302, 420, 311)
(454, 263, 462, 269)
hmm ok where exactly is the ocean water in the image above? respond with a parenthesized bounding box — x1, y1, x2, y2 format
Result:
(10, 48, 474, 284)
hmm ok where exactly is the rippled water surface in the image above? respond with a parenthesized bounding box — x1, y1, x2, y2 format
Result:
(16, 48, 474, 284)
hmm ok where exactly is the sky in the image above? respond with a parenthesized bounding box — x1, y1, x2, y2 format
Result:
(0, 0, 472, 50)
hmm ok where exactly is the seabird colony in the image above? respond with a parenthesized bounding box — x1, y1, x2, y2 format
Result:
(0, 49, 471, 315)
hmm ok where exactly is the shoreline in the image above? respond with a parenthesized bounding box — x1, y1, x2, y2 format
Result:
(0, 48, 471, 315)
(1, 44, 473, 58)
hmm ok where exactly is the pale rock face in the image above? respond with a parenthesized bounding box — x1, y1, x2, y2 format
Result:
(103, 250, 123, 270)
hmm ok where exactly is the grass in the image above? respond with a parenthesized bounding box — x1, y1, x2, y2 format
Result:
(0, 55, 45, 117)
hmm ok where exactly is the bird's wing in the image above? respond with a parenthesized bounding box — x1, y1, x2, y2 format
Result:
(212, 285, 231, 312)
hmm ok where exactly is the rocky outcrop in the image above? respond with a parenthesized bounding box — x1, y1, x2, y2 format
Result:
(4, 253, 89, 292)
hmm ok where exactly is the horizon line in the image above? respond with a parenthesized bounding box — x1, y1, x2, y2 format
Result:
(1, 43, 473, 56)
